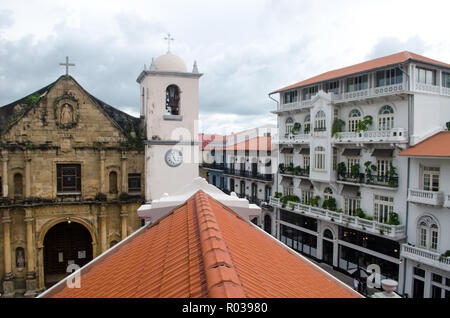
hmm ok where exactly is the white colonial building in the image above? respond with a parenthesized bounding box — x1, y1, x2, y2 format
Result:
(268, 51, 450, 297)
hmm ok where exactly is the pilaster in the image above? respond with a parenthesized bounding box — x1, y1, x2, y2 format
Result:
(121, 151, 128, 193)
(2, 209, 15, 297)
(24, 208, 38, 297)
(1, 150, 8, 197)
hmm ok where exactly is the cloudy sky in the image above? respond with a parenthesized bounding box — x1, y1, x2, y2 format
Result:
(0, 0, 449, 135)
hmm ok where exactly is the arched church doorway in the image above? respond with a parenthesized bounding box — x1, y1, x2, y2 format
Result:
(322, 229, 334, 266)
(43, 221, 93, 288)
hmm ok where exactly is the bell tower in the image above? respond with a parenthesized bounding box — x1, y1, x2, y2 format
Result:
(137, 49, 203, 202)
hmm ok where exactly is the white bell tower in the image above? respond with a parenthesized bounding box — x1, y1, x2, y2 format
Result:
(137, 47, 203, 202)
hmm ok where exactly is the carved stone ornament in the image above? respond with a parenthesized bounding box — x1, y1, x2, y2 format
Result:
(53, 92, 80, 129)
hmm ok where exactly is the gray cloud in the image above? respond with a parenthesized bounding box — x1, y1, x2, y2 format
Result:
(0, 10, 14, 29)
(366, 35, 429, 59)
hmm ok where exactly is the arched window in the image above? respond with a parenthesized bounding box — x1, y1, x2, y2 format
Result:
(378, 105, 394, 131)
(417, 216, 439, 251)
(348, 109, 362, 132)
(323, 229, 334, 239)
(314, 146, 326, 171)
(315, 111, 326, 131)
(14, 173, 23, 197)
(109, 171, 118, 194)
(304, 115, 311, 133)
(324, 187, 333, 200)
(166, 85, 180, 115)
(285, 117, 294, 136)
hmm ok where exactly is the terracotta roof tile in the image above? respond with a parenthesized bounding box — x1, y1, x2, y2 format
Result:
(223, 136, 271, 151)
(399, 131, 450, 157)
(42, 191, 360, 298)
(272, 51, 450, 94)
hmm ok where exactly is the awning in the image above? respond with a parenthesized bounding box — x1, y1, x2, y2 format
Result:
(342, 148, 361, 156)
(299, 148, 310, 155)
(299, 179, 313, 190)
(371, 148, 394, 157)
(281, 147, 294, 154)
(340, 185, 359, 197)
(280, 176, 293, 186)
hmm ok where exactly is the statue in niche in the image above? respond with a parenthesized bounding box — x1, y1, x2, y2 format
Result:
(60, 103, 74, 125)
(16, 248, 25, 268)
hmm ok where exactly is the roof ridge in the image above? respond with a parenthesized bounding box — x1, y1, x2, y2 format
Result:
(194, 191, 247, 298)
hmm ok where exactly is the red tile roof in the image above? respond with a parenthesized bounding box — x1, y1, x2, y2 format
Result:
(271, 51, 450, 94)
(399, 131, 450, 157)
(199, 133, 226, 150)
(224, 136, 272, 151)
(42, 191, 360, 298)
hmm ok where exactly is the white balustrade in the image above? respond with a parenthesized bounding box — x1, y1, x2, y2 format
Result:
(408, 189, 444, 206)
(401, 244, 450, 271)
(269, 196, 404, 239)
(414, 82, 440, 94)
(333, 128, 408, 144)
(276, 134, 310, 144)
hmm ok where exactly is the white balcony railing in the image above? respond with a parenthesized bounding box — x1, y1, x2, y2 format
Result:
(401, 244, 450, 272)
(414, 82, 441, 94)
(276, 134, 310, 144)
(331, 83, 406, 103)
(333, 128, 408, 144)
(444, 194, 450, 208)
(408, 189, 444, 206)
(269, 197, 405, 239)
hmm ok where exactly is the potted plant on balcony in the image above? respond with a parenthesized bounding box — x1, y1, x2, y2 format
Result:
(286, 162, 294, 173)
(364, 161, 377, 184)
(356, 115, 373, 133)
(294, 165, 301, 176)
(386, 163, 398, 187)
(304, 124, 310, 134)
(292, 122, 301, 135)
(322, 197, 337, 211)
(386, 212, 400, 225)
(307, 195, 321, 207)
(446, 122, 450, 131)
(355, 208, 366, 219)
(439, 250, 450, 262)
(280, 195, 300, 208)
(332, 118, 345, 137)
(337, 162, 347, 180)
(278, 163, 285, 174)
(274, 192, 282, 198)
(350, 164, 361, 181)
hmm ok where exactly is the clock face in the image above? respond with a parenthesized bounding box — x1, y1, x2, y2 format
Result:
(165, 149, 183, 167)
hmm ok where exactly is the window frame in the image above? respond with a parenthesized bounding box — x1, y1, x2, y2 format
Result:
(128, 173, 142, 193)
(56, 164, 81, 194)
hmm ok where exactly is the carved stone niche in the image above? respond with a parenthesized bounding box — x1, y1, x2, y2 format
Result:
(53, 93, 80, 129)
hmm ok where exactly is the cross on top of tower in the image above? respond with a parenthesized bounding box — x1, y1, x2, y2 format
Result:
(164, 33, 174, 52)
(59, 56, 75, 76)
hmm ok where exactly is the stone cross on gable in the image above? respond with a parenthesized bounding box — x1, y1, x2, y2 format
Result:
(164, 33, 174, 52)
(59, 56, 75, 76)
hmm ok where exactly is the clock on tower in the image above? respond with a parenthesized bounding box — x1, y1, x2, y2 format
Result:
(137, 46, 203, 202)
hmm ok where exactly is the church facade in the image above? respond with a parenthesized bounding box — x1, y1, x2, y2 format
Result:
(0, 75, 145, 297)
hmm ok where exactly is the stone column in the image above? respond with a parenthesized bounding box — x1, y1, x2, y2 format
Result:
(99, 206, 107, 253)
(121, 151, 128, 193)
(24, 208, 37, 297)
(99, 149, 106, 194)
(2, 209, 15, 297)
(1, 150, 8, 197)
(120, 206, 128, 240)
(24, 149, 31, 198)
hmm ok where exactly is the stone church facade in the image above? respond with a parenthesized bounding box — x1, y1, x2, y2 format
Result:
(0, 75, 145, 297)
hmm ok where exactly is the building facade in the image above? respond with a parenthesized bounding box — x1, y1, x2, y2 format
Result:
(0, 75, 145, 297)
(268, 51, 450, 296)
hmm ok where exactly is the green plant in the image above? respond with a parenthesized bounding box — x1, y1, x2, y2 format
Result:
(440, 250, 450, 261)
(26, 94, 40, 108)
(386, 163, 398, 186)
(364, 161, 374, 183)
(364, 216, 373, 221)
(332, 118, 345, 137)
(274, 192, 282, 198)
(350, 164, 360, 179)
(336, 208, 343, 213)
(278, 163, 285, 173)
(322, 197, 337, 211)
(293, 165, 301, 175)
(355, 208, 366, 219)
(304, 124, 310, 134)
(337, 162, 347, 179)
(280, 195, 300, 207)
(386, 212, 400, 225)
(356, 115, 373, 132)
(446, 122, 450, 131)
(292, 122, 302, 134)
(307, 195, 321, 207)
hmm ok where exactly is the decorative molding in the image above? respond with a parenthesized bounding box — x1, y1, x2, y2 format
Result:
(53, 92, 80, 130)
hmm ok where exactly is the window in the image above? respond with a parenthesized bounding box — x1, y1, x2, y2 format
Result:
(417, 216, 439, 251)
(346, 74, 368, 92)
(109, 171, 118, 194)
(302, 190, 313, 204)
(333, 148, 337, 171)
(283, 90, 298, 104)
(347, 156, 360, 174)
(430, 224, 439, 251)
(344, 197, 360, 216)
(302, 86, 318, 100)
(165, 85, 180, 115)
(348, 109, 362, 132)
(285, 117, 294, 135)
(283, 186, 294, 196)
(57, 165, 81, 193)
(324, 187, 333, 200)
(314, 146, 326, 171)
(415, 67, 436, 85)
(304, 115, 311, 133)
(419, 222, 428, 249)
(314, 111, 326, 131)
(14, 173, 23, 197)
(376, 68, 403, 87)
(285, 154, 293, 166)
(325, 81, 339, 93)
(443, 72, 450, 88)
(378, 105, 394, 131)
(240, 181, 246, 196)
(377, 159, 391, 177)
(128, 174, 141, 192)
(422, 166, 440, 191)
(303, 155, 310, 170)
(265, 186, 272, 201)
(430, 273, 450, 298)
(374, 195, 394, 223)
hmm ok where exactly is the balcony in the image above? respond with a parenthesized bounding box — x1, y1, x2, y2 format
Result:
(279, 166, 310, 178)
(224, 168, 273, 182)
(331, 82, 406, 103)
(275, 99, 313, 113)
(201, 163, 225, 171)
(276, 133, 310, 145)
(337, 172, 398, 188)
(401, 244, 450, 272)
(269, 197, 405, 239)
(444, 194, 450, 208)
(407, 189, 444, 206)
(333, 128, 408, 144)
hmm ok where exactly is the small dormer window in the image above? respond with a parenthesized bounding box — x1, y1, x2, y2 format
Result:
(166, 85, 180, 115)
